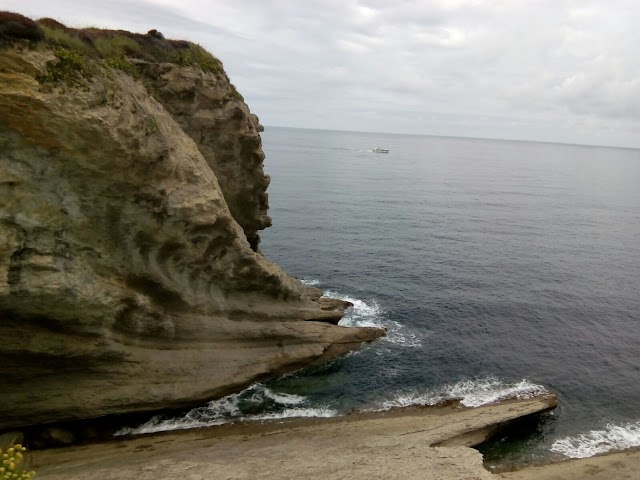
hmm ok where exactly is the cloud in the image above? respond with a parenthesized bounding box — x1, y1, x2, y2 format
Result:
(3, 0, 640, 147)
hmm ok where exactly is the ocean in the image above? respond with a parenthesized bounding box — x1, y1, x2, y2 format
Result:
(121, 127, 640, 466)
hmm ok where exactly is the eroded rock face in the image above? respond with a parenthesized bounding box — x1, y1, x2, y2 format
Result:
(138, 62, 270, 251)
(0, 45, 383, 430)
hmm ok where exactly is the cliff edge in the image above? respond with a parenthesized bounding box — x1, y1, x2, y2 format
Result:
(0, 13, 384, 431)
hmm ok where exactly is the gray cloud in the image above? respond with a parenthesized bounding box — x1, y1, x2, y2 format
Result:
(4, 0, 640, 147)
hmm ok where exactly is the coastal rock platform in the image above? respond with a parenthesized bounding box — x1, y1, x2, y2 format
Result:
(32, 394, 558, 480)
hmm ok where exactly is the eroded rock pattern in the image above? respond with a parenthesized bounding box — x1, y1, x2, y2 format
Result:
(138, 62, 270, 250)
(0, 45, 383, 430)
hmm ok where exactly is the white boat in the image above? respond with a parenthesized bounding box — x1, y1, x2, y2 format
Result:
(373, 147, 389, 153)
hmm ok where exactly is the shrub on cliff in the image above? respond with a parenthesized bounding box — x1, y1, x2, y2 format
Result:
(0, 11, 44, 42)
(0, 444, 36, 480)
(0, 12, 232, 89)
(37, 17, 69, 31)
(40, 23, 92, 54)
(37, 47, 94, 86)
(35, 18, 222, 70)
(94, 34, 141, 57)
(173, 43, 224, 74)
(103, 55, 139, 76)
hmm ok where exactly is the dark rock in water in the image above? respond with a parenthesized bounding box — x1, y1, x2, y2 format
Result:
(321, 298, 354, 310)
(0, 20, 384, 432)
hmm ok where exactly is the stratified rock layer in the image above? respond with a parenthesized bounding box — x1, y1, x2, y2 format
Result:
(0, 44, 383, 430)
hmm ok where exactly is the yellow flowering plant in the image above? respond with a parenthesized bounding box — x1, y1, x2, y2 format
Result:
(0, 444, 36, 480)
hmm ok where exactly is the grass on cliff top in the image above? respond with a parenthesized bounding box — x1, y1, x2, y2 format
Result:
(0, 11, 227, 85)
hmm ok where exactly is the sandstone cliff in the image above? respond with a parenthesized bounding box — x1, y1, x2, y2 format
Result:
(0, 15, 383, 431)
(137, 61, 270, 251)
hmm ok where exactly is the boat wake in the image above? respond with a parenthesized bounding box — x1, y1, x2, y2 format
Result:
(550, 421, 640, 458)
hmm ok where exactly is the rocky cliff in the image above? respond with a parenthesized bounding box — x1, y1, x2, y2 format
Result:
(0, 14, 384, 431)
(138, 61, 270, 251)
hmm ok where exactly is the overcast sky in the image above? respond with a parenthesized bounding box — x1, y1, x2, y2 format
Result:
(5, 0, 640, 147)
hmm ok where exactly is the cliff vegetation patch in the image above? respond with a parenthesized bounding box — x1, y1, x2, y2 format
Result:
(0, 11, 226, 85)
(37, 47, 94, 86)
(0, 11, 43, 42)
(173, 43, 223, 73)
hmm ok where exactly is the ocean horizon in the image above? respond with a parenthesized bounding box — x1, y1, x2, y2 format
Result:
(265, 125, 640, 152)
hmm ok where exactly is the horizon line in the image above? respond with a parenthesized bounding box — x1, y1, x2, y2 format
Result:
(265, 125, 640, 152)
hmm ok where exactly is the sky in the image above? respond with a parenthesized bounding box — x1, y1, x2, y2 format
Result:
(4, 0, 640, 148)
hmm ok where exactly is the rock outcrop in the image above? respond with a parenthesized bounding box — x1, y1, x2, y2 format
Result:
(29, 394, 559, 480)
(137, 62, 270, 251)
(0, 18, 384, 431)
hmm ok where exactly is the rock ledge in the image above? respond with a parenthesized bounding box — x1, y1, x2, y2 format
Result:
(31, 394, 558, 480)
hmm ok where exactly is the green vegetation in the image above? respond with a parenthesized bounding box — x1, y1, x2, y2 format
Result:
(103, 55, 138, 76)
(0, 11, 238, 92)
(0, 444, 36, 480)
(94, 34, 140, 57)
(144, 116, 160, 135)
(231, 84, 245, 101)
(0, 11, 43, 42)
(173, 43, 223, 73)
(40, 24, 91, 54)
(37, 47, 93, 86)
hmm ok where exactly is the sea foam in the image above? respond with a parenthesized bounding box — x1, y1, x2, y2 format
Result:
(115, 383, 333, 436)
(323, 289, 422, 347)
(377, 377, 548, 410)
(299, 278, 422, 347)
(550, 421, 640, 458)
(115, 376, 548, 436)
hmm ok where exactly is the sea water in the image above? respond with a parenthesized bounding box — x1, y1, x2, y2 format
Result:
(119, 127, 640, 465)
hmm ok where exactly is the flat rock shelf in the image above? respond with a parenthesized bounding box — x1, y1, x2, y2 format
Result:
(32, 394, 558, 480)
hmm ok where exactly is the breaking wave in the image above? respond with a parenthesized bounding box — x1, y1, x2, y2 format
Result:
(550, 421, 640, 458)
(376, 377, 548, 410)
(115, 376, 549, 436)
(115, 383, 335, 436)
(323, 289, 422, 348)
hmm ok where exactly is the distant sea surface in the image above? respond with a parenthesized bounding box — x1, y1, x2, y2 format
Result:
(124, 127, 640, 466)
